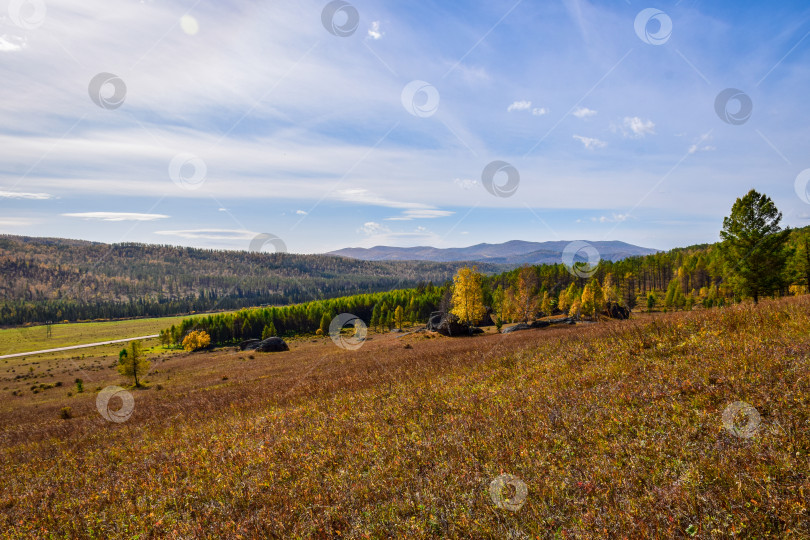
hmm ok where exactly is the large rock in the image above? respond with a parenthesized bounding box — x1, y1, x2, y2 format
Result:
(426, 311, 475, 336)
(242, 337, 289, 352)
(239, 339, 261, 350)
(502, 323, 531, 334)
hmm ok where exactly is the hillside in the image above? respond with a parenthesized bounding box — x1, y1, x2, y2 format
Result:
(329, 239, 659, 263)
(1, 297, 807, 537)
(0, 235, 502, 326)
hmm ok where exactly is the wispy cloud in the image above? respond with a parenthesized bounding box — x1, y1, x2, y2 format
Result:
(368, 21, 383, 40)
(621, 116, 656, 138)
(507, 100, 532, 112)
(154, 229, 255, 240)
(592, 213, 631, 223)
(532, 107, 548, 116)
(573, 107, 597, 119)
(454, 178, 478, 190)
(386, 209, 454, 221)
(62, 212, 169, 222)
(358, 222, 390, 236)
(0, 190, 52, 200)
(573, 135, 607, 150)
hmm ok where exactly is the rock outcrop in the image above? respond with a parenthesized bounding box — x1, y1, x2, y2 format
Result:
(240, 337, 289, 352)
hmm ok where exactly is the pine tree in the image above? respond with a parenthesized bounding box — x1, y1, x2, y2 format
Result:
(118, 340, 150, 387)
(719, 189, 790, 303)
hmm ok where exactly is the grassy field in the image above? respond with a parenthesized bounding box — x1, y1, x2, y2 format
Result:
(0, 316, 196, 356)
(1, 297, 808, 538)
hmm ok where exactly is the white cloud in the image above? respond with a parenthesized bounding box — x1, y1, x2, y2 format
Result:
(688, 144, 716, 154)
(688, 132, 714, 154)
(296, 209, 308, 215)
(591, 213, 631, 223)
(154, 229, 255, 240)
(0, 217, 35, 227)
(62, 212, 169, 221)
(0, 190, 52, 199)
(454, 178, 477, 190)
(622, 116, 655, 138)
(573, 135, 607, 150)
(507, 100, 532, 112)
(386, 209, 454, 221)
(573, 107, 597, 118)
(358, 221, 390, 236)
(0, 35, 26, 53)
(532, 107, 548, 116)
(368, 21, 382, 40)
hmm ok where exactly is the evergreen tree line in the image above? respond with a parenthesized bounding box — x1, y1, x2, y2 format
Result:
(0, 235, 499, 326)
(165, 210, 810, 345)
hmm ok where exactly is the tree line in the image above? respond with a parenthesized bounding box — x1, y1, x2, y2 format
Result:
(0, 235, 499, 326)
(164, 190, 809, 346)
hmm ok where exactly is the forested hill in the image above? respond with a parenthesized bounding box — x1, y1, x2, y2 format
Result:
(0, 235, 503, 326)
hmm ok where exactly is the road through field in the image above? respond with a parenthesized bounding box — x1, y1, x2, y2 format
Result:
(0, 334, 159, 360)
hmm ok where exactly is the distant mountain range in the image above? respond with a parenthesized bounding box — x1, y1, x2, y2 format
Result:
(328, 240, 659, 265)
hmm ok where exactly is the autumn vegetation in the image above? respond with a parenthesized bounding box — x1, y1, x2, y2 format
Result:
(1, 190, 808, 537)
(1, 294, 808, 537)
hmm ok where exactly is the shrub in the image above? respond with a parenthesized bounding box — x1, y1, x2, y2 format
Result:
(59, 407, 72, 420)
(182, 331, 211, 352)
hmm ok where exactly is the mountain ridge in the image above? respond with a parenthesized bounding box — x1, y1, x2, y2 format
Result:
(328, 239, 660, 264)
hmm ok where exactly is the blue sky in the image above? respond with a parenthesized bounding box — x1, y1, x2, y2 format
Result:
(1, 0, 809, 254)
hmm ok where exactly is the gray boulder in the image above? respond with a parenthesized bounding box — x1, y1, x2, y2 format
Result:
(426, 311, 476, 336)
(242, 337, 289, 352)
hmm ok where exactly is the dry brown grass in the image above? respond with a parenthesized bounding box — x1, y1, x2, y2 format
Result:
(1, 297, 808, 538)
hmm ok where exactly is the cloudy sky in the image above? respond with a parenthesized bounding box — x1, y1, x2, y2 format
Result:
(1, 0, 809, 254)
